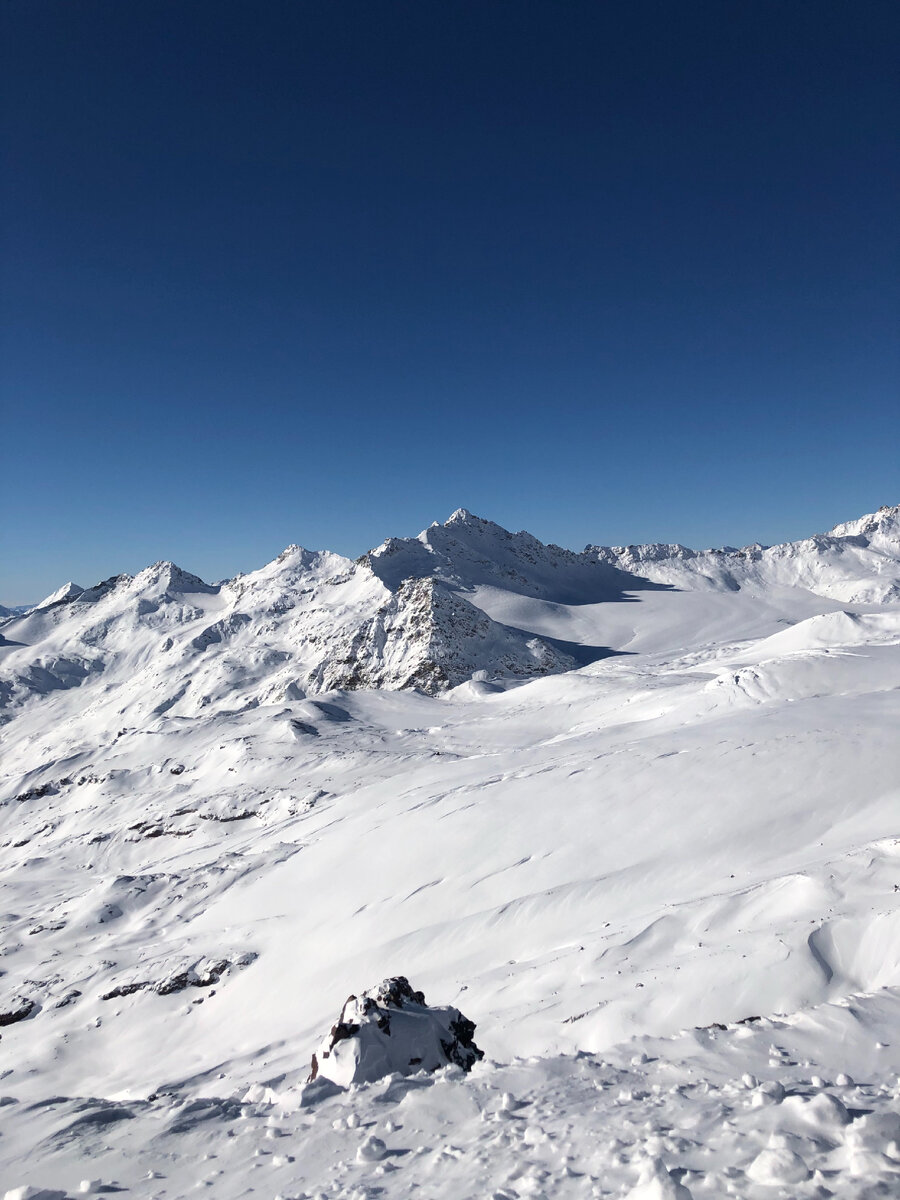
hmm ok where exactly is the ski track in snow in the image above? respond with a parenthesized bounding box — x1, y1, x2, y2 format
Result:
(1, 506, 899, 1198)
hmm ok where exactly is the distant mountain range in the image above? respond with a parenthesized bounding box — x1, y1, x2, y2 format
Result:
(2, 505, 898, 717)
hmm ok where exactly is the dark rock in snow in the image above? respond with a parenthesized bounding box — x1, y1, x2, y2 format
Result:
(308, 975, 483, 1087)
(0, 996, 36, 1026)
(155, 959, 230, 995)
(101, 981, 150, 1001)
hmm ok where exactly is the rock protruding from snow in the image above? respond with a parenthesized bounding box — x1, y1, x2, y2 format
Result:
(308, 976, 483, 1088)
(317, 576, 578, 694)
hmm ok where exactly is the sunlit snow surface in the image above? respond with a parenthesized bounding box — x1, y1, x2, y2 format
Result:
(1, 508, 899, 1197)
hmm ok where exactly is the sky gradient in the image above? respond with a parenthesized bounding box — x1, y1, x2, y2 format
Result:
(2, 0, 898, 602)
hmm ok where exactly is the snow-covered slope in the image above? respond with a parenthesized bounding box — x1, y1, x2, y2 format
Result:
(1, 505, 899, 1198)
(364, 507, 656, 603)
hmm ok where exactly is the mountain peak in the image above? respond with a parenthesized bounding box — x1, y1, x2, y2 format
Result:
(445, 507, 478, 526)
(128, 561, 217, 600)
(826, 504, 900, 541)
(34, 581, 84, 611)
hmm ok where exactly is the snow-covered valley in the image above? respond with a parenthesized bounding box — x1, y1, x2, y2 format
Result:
(1, 506, 899, 1199)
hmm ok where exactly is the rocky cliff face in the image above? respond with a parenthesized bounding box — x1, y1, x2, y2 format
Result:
(316, 576, 576, 693)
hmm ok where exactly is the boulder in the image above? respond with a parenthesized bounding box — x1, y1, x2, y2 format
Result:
(308, 976, 482, 1088)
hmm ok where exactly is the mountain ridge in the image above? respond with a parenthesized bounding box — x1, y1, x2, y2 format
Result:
(1, 504, 898, 712)
(7, 503, 898, 614)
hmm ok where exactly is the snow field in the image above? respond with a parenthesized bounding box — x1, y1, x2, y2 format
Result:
(2, 988, 899, 1198)
(1, 505, 899, 1196)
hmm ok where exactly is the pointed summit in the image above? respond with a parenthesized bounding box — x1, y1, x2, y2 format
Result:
(446, 507, 477, 525)
(34, 581, 84, 611)
(129, 561, 215, 597)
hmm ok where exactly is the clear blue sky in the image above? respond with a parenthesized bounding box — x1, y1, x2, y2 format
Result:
(2, 1, 898, 602)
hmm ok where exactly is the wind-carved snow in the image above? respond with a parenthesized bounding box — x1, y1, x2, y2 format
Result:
(0, 504, 899, 1197)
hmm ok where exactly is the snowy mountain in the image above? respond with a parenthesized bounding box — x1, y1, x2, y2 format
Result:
(4, 505, 898, 719)
(1, 505, 899, 1198)
(588, 503, 900, 604)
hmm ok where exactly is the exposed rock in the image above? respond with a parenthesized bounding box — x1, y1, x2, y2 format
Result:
(53, 990, 82, 1009)
(308, 975, 483, 1088)
(12, 779, 70, 804)
(100, 982, 149, 1001)
(100, 953, 256, 1001)
(155, 959, 230, 995)
(316, 576, 577, 695)
(0, 997, 36, 1027)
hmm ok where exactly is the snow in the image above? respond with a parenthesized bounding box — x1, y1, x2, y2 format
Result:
(0, 505, 899, 1197)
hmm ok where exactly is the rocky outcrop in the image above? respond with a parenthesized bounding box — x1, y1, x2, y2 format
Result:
(316, 575, 576, 695)
(0, 996, 36, 1027)
(309, 976, 483, 1088)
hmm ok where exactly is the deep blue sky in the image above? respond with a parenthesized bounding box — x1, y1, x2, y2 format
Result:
(2, 1, 898, 601)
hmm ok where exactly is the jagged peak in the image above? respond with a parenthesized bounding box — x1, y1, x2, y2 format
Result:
(272, 544, 340, 568)
(34, 581, 85, 611)
(825, 504, 900, 540)
(130, 561, 215, 596)
(588, 542, 698, 562)
(440, 508, 520, 539)
(445, 507, 478, 525)
(587, 503, 900, 563)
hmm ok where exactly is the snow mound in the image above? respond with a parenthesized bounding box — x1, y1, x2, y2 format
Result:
(755, 608, 900, 654)
(626, 1157, 694, 1199)
(309, 976, 483, 1087)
